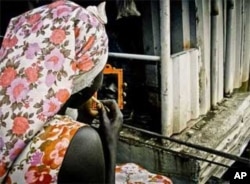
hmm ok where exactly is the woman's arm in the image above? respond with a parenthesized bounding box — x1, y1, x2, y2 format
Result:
(58, 99, 123, 184)
(98, 100, 123, 184)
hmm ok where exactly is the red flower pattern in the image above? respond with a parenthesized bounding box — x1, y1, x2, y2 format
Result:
(25, 166, 52, 184)
(56, 89, 70, 103)
(12, 116, 30, 135)
(27, 13, 41, 25)
(49, 29, 66, 45)
(0, 67, 17, 88)
(2, 36, 18, 48)
(25, 66, 39, 83)
(77, 54, 94, 71)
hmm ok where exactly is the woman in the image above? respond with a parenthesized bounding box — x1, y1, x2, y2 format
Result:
(0, 0, 173, 183)
(0, 0, 122, 183)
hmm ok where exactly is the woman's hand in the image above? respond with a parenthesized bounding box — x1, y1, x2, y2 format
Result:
(99, 99, 123, 141)
(98, 99, 123, 184)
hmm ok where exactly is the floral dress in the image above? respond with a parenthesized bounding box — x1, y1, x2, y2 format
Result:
(5, 115, 85, 183)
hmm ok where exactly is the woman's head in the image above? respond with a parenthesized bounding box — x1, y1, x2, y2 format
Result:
(52, 0, 109, 120)
(71, 1, 108, 95)
(58, 71, 104, 122)
(64, 72, 104, 109)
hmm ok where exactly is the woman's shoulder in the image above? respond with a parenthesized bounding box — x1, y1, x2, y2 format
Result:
(58, 123, 106, 183)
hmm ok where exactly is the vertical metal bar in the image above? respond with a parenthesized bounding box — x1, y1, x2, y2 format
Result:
(239, 0, 244, 85)
(224, 0, 236, 96)
(211, 0, 219, 108)
(234, 0, 243, 88)
(160, 0, 172, 136)
(242, 0, 250, 83)
(217, 0, 224, 103)
(195, 0, 211, 115)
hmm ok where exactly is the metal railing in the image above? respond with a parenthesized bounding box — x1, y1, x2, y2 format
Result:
(108, 52, 160, 61)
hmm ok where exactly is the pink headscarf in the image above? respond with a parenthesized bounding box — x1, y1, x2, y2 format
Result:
(0, 0, 108, 181)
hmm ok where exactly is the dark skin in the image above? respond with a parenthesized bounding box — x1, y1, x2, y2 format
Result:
(58, 72, 123, 184)
(98, 99, 123, 183)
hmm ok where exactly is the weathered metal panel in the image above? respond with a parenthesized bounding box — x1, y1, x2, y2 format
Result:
(172, 53, 189, 133)
(242, 0, 250, 82)
(211, 0, 224, 106)
(234, 0, 243, 88)
(172, 49, 199, 133)
(190, 49, 200, 119)
(195, 0, 211, 115)
(172, 54, 182, 133)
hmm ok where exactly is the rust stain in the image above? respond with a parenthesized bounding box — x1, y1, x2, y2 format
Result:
(183, 41, 191, 50)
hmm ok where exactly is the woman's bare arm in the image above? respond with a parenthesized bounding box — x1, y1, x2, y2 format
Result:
(98, 100, 123, 184)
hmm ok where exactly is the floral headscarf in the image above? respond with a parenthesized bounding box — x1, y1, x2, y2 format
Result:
(0, 0, 108, 182)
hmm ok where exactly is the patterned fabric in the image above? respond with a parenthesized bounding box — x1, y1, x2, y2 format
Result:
(0, 0, 108, 182)
(6, 115, 85, 184)
(115, 163, 173, 184)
